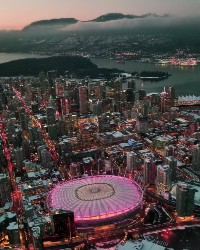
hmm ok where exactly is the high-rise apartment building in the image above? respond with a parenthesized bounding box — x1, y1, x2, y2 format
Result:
(136, 116, 148, 133)
(176, 182, 196, 217)
(48, 124, 57, 141)
(22, 139, 31, 160)
(98, 115, 111, 132)
(126, 151, 137, 172)
(46, 106, 56, 126)
(41, 149, 52, 167)
(141, 101, 149, 118)
(144, 158, 156, 185)
(37, 145, 48, 162)
(0, 174, 11, 207)
(165, 156, 177, 181)
(192, 144, 200, 169)
(127, 79, 136, 91)
(13, 147, 24, 168)
(7, 222, 20, 245)
(55, 81, 65, 97)
(19, 107, 29, 131)
(156, 165, 172, 194)
(164, 145, 176, 157)
(78, 86, 88, 114)
(165, 86, 176, 100)
(137, 89, 146, 101)
(29, 126, 42, 146)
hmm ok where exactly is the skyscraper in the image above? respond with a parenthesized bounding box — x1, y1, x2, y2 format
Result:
(127, 79, 136, 91)
(55, 80, 65, 97)
(192, 144, 200, 169)
(61, 97, 70, 116)
(165, 156, 177, 181)
(125, 89, 135, 103)
(141, 101, 149, 118)
(46, 106, 56, 126)
(137, 89, 146, 101)
(13, 147, 24, 168)
(160, 91, 167, 113)
(78, 86, 88, 114)
(19, 107, 29, 131)
(164, 145, 176, 157)
(22, 139, 31, 160)
(126, 151, 137, 172)
(31, 101, 39, 114)
(48, 124, 57, 141)
(56, 97, 70, 116)
(136, 116, 148, 133)
(57, 118, 66, 137)
(29, 126, 42, 146)
(92, 100, 103, 116)
(176, 182, 196, 217)
(144, 158, 156, 185)
(37, 145, 48, 162)
(41, 149, 52, 167)
(7, 222, 20, 246)
(0, 174, 11, 207)
(165, 86, 176, 100)
(0, 143, 6, 170)
(98, 114, 110, 132)
(156, 165, 172, 194)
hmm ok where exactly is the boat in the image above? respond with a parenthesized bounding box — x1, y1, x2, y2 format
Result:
(116, 60, 125, 64)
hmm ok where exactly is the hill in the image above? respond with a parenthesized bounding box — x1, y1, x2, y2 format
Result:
(23, 18, 78, 31)
(89, 13, 161, 22)
(0, 56, 122, 78)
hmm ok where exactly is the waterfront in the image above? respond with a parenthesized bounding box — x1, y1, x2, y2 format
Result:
(91, 57, 200, 96)
(0, 53, 199, 96)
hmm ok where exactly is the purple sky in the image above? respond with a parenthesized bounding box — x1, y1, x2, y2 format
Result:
(1, 0, 200, 30)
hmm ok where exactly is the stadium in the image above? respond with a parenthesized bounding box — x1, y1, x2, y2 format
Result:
(47, 175, 143, 229)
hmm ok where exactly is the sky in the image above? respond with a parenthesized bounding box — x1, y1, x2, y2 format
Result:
(0, 0, 200, 30)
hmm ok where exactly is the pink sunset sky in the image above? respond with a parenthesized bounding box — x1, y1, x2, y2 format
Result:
(1, 0, 200, 30)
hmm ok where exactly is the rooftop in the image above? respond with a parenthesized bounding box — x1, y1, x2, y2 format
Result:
(116, 240, 173, 250)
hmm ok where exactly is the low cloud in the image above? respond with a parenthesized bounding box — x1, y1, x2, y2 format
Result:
(59, 16, 200, 32)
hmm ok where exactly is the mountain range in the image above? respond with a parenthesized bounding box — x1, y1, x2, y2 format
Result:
(22, 12, 168, 31)
(0, 13, 199, 54)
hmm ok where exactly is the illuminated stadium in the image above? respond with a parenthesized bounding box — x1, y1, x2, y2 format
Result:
(47, 175, 143, 228)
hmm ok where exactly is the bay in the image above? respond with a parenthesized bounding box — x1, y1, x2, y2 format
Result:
(91, 57, 200, 96)
(0, 53, 199, 96)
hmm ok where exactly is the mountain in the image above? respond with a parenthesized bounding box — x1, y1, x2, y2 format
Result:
(22, 13, 167, 30)
(23, 18, 78, 31)
(89, 13, 162, 22)
(89, 13, 139, 22)
(1, 13, 199, 55)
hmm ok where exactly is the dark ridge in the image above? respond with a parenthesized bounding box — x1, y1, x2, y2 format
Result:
(0, 56, 123, 78)
(22, 12, 169, 30)
(88, 12, 165, 22)
(23, 18, 78, 31)
(89, 13, 139, 22)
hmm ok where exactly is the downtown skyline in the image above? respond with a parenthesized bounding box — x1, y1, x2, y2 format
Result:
(1, 1, 200, 249)
(1, 0, 200, 30)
